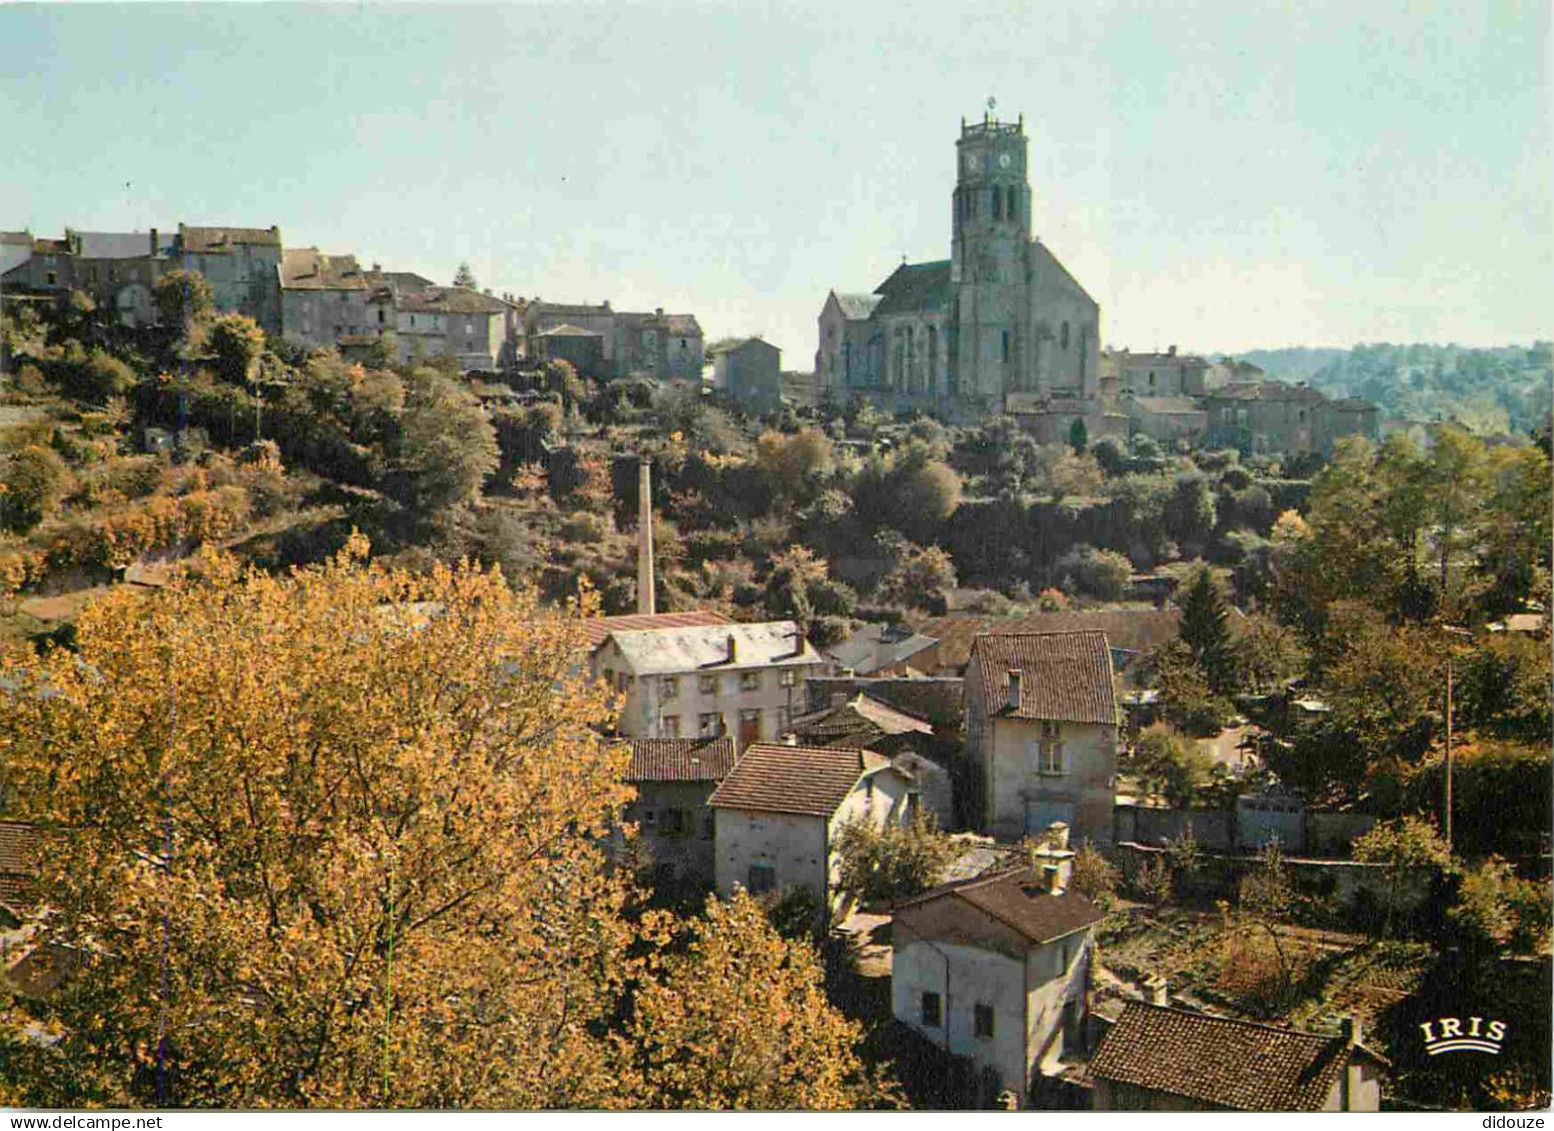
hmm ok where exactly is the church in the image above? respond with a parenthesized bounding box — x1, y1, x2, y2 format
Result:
(817, 109, 1113, 432)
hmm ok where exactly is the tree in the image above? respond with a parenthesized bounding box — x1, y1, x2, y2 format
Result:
(834, 814, 957, 906)
(1055, 544, 1132, 601)
(878, 544, 957, 612)
(0, 540, 636, 1108)
(1352, 816, 1454, 939)
(390, 368, 499, 519)
(1449, 857, 1551, 955)
(755, 428, 834, 509)
(208, 314, 266, 385)
(617, 892, 895, 1109)
(763, 544, 830, 627)
(1069, 840, 1121, 907)
(363, 330, 401, 372)
(1178, 567, 1236, 694)
(1132, 724, 1215, 806)
(452, 262, 478, 290)
(1153, 642, 1233, 737)
(1067, 416, 1088, 454)
(153, 269, 216, 354)
(0, 444, 70, 533)
(1422, 423, 1487, 603)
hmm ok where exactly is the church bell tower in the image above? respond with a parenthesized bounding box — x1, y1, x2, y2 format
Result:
(951, 104, 1031, 400)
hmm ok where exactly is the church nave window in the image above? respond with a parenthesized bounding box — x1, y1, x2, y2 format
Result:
(1006, 185, 1017, 221)
(1001, 330, 1010, 364)
(1061, 321, 1070, 350)
(992, 189, 1002, 221)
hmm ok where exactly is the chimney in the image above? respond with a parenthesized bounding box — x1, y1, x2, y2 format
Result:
(149, 227, 158, 256)
(1042, 864, 1062, 894)
(1168, 345, 1177, 357)
(1046, 821, 1070, 851)
(1006, 669, 1022, 711)
(1146, 975, 1169, 1007)
(1341, 1013, 1363, 1048)
(636, 456, 655, 615)
(655, 307, 664, 317)
(725, 633, 737, 664)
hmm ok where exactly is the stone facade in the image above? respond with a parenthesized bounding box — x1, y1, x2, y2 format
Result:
(522, 300, 703, 380)
(818, 112, 1101, 423)
(279, 249, 394, 351)
(712, 337, 782, 411)
(175, 225, 284, 334)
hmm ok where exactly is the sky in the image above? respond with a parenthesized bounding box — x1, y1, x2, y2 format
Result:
(2, 0, 1549, 362)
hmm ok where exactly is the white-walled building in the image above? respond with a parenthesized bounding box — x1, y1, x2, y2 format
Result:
(890, 861, 1107, 1107)
(595, 621, 823, 746)
(965, 630, 1119, 847)
(708, 742, 913, 917)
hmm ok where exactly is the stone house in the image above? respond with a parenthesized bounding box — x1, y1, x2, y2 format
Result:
(1090, 1003, 1385, 1111)
(965, 630, 1119, 847)
(1122, 394, 1210, 446)
(531, 323, 606, 378)
(913, 608, 1182, 688)
(788, 693, 951, 827)
(1108, 347, 1212, 397)
(826, 621, 940, 677)
(394, 286, 520, 373)
(1003, 391, 1129, 447)
(175, 225, 284, 333)
(890, 856, 1106, 1107)
(279, 249, 395, 351)
(621, 736, 736, 893)
(614, 309, 704, 382)
(1202, 380, 1329, 455)
(708, 742, 914, 916)
(595, 620, 823, 746)
(0, 229, 175, 327)
(711, 337, 782, 412)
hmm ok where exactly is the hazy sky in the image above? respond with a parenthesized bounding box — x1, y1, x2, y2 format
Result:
(3, 0, 1549, 361)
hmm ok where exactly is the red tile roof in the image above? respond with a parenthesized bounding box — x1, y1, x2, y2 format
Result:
(708, 743, 887, 818)
(970, 630, 1117, 725)
(916, 609, 1181, 673)
(625, 736, 736, 783)
(581, 610, 732, 650)
(1090, 1002, 1369, 1111)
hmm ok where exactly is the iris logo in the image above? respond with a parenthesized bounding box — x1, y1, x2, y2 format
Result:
(1419, 1017, 1507, 1056)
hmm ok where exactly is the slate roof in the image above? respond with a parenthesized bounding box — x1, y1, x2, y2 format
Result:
(606, 621, 817, 675)
(1090, 1003, 1373, 1111)
(832, 291, 883, 320)
(872, 260, 951, 316)
(280, 249, 370, 290)
(920, 610, 1180, 674)
(398, 287, 510, 314)
(894, 866, 1105, 946)
(626, 736, 737, 783)
(537, 322, 604, 338)
(366, 269, 439, 293)
(179, 225, 281, 252)
(969, 630, 1116, 725)
(581, 610, 731, 650)
(708, 743, 889, 818)
(73, 231, 174, 259)
(709, 337, 779, 357)
(827, 621, 938, 675)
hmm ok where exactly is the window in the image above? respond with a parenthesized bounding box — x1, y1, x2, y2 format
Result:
(378, 308, 385, 324)
(1042, 721, 1062, 739)
(1006, 185, 1017, 220)
(747, 862, 776, 895)
(1001, 330, 1010, 364)
(662, 676, 680, 700)
(661, 808, 687, 836)
(739, 671, 760, 692)
(1148, 370, 1156, 388)
(974, 1003, 995, 1039)
(921, 991, 942, 1027)
(45, 271, 57, 286)
(661, 714, 680, 737)
(1061, 322, 1070, 350)
(779, 669, 797, 688)
(1040, 742, 1065, 775)
(701, 810, 715, 839)
(697, 674, 717, 696)
(698, 712, 721, 737)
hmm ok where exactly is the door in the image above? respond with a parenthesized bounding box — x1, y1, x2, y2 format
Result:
(1025, 800, 1074, 838)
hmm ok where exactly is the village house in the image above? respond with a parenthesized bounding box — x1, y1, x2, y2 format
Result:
(711, 337, 782, 411)
(890, 842, 1106, 1107)
(531, 323, 606, 378)
(620, 735, 736, 893)
(521, 300, 704, 380)
(175, 224, 285, 334)
(788, 693, 951, 827)
(279, 249, 394, 352)
(594, 620, 823, 745)
(826, 620, 940, 677)
(1090, 1002, 1385, 1111)
(911, 608, 1181, 688)
(394, 285, 520, 373)
(707, 742, 913, 916)
(1108, 347, 1212, 397)
(0, 229, 176, 328)
(965, 630, 1119, 847)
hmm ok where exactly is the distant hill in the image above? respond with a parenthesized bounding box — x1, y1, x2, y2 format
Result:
(1217, 343, 1553, 436)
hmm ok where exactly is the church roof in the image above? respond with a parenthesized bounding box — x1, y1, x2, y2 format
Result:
(873, 260, 951, 316)
(1029, 239, 1096, 306)
(832, 292, 883, 320)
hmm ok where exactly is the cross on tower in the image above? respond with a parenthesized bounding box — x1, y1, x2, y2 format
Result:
(986, 96, 996, 116)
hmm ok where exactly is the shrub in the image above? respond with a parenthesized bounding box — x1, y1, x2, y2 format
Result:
(1069, 840, 1121, 907)
(1, 445, 71, 533)
(1055, 543, 1132, 601)
(834, 814, 957, 906)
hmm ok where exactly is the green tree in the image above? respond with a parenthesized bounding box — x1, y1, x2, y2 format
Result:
(1178, 567, 1236, 693)
(1055, 543, 1132, 601)
(364, 329, 401, 372)
(208, 314, 266, 385)
(878, 544, 957, 612)
(153, 269, 216, 354)
(755, 428, 834, 509)
(452, 262, 478, 290)
(1153, 642, 1233, 737)
(1067, 416, 1088, 454)
(57, 346, 135, 405)
(1352, 816, 1455, 939)
(834, 813, 956, 905)
(1422, 423, 1488, 604)
(1133, 724, 1215, 806)
(0, 444, 70, 533)
(390, 368, 499, 519)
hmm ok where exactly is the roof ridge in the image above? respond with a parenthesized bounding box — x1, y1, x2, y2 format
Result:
(1123, 1000, 1340, 1044)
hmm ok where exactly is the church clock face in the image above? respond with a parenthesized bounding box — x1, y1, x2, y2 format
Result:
(963, 153, 978, 175)
(999, 153, 1012, 168)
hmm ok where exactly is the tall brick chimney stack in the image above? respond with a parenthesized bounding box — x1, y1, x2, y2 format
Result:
(636, 455, 655, 615)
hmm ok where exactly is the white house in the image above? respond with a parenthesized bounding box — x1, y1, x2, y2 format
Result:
(708, 742, 913, 917)
(890, 856, 1106, 1107)
(964, 630, 1119, 847)
(596, 621, 824, 746)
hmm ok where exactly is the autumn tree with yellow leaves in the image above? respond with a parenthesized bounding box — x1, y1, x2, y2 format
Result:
(0, 539, 890, 1109)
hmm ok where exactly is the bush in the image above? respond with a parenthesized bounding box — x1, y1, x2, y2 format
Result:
(834, 814, 957, 906)
(1069, 841, 1121, 907)
(1, 445, 71, 533)
(1055, 543, 1132, 601)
